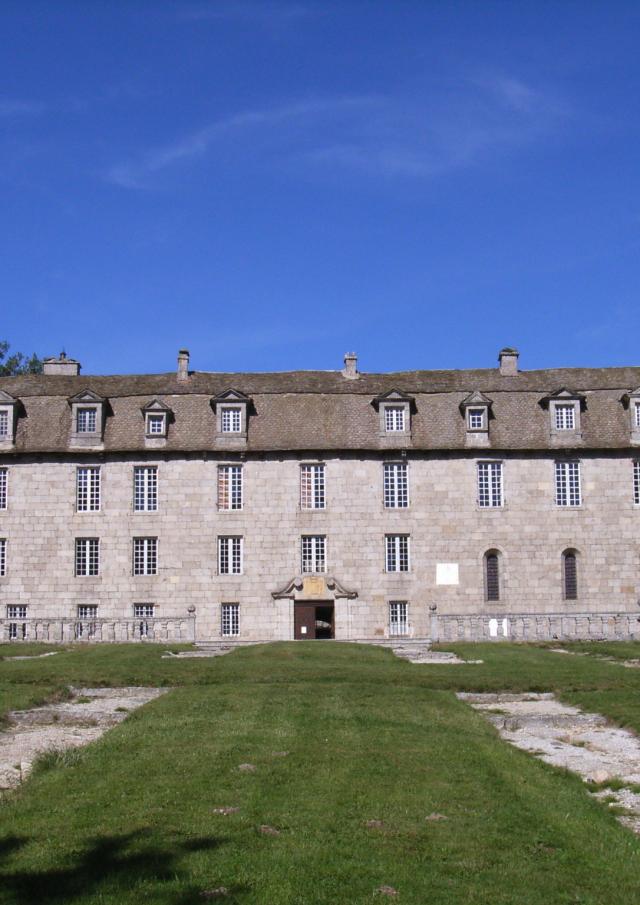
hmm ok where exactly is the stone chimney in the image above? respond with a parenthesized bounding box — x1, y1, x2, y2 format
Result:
(177, 349, 190, 380)
(342, 352, 358, 379)
(498, 347, 519, 376)
(43, 352, 81, 376)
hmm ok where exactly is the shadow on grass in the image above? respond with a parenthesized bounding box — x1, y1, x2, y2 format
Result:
(0, 831, 250, 904)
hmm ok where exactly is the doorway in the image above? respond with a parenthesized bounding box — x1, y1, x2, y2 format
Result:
(294, 602, 335, 639)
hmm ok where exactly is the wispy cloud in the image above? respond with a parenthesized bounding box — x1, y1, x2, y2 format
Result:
(104, 75, 570, 190)
(104, 96, 380, 188)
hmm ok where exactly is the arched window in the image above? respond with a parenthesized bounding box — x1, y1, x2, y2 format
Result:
(484, 551, 500, 602)
(562, 550, 578, 600)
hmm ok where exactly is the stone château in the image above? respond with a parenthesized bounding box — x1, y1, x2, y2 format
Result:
(1, 347, 640, 644)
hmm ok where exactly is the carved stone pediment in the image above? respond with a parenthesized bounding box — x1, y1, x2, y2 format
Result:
(272, 575, 358, 600)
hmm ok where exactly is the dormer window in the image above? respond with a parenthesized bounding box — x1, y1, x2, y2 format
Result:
(141, 399, 172, 441)
(211, 390, 251, 443)
(634, 402, 640, 429)
(146, 413, 166, 436)
(542, 389, 584, 441)
(467, 408, 486, 431)
(0, 391, 18, 446)
(372, 389, 414, 440)
(384, 406, 405, 433)
(76, 407, 97, 433)
(69, 390, 106, 446)
(554, 404, 575, 431)
(221, 407, 242, 433)
(460, 391, 492, 446)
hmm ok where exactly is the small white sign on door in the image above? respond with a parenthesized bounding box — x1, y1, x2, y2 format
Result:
(301, 626, 307, 634)
(436, 563, 459, 585)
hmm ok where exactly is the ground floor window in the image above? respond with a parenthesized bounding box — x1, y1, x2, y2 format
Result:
(6, 605, 27, 640)
(76, 604, 98, 639)
(389, 600, 409, 636)
(221, 603, 239, 637)
(133, 603, 155, 638)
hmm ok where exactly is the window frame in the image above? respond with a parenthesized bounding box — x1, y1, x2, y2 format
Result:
(484, 550, 501, 602)
(76, 466, 101, 512)
(562, 549, 578, 600)
(145, 412, 167, 437)
(0, 538, 6, 577)
(383, 462, 409, 509)
(218, 535, 243, 575)
(76, 406, 98, 434)
(132, 536, 158, 576)
(301, 535, 327, 574)
(385, 534, 410, 573)
(634, 460, 640, 506)
(300, 463, 326, 510)
(555, 460, 582, 507)
(220, 407, 242, 434)
(133, 465, 158, 512)
(74, 537, 100, 577)
(0, 467, 7, 510)
(389, 600, 409, 637)
(383, 405, 406, 433)
(221, 603, 240, 637)
(477, 460, 504, 508)
(218, 464, 243, 511)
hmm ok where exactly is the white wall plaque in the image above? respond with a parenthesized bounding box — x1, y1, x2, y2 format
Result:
(436, 563, 459, 585)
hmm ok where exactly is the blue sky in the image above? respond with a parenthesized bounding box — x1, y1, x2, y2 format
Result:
(2, 1, 639, 375)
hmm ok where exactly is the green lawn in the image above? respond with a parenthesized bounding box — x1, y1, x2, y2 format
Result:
(1, 641, 640, 904)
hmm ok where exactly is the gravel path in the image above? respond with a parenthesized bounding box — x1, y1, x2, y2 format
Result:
(459, 691, 640, 833)
(0, 686, 167, 791)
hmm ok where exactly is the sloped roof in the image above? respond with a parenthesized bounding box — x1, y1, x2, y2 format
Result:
(1, 365, 639, 453)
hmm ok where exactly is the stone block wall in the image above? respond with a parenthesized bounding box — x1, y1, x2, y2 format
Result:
(0, 449, 639, 642)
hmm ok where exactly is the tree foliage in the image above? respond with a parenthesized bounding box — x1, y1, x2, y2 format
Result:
(0, 341, 43, 376)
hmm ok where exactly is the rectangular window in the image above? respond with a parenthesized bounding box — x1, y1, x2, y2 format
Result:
(218, 465, 243, 510)
(0, 410, 8, 438)
(0, 467, 7, 510)
(555, 461, 581, 507)
(468, 408, 485, 430)
(146, 413, 166, 436)
(300, 464, 326, 510)
(384, 406, 405, 432)
(477, 461, 503, 508)
(76, 604, 97, 638)
(555, 404, 575, 430)
(301, 535, 326, 573)
(221, 408, 242, 433)
(0, 538, 6, 576)
(218, 536, 243, 574)
(385, 535, 409, 572)
(221, 603, 239, 637)
(383, 463, 408, 508)
(389, 601, 408, 636)
(134, 466, 158, 512)
(133, 537, 158, 575)
(635, 403, 640, 429)
(7, 604, 27, 640)
(133, 603, 155, 637)
(76, 466, 101, 511)
(635, 461, 640, 506)
(75, 538, 99, 576)
(76, 408, 97, 433)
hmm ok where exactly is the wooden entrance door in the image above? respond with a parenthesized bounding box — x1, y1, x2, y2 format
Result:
(294, 603, 317, 639)
(294, 602, 335, 639)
